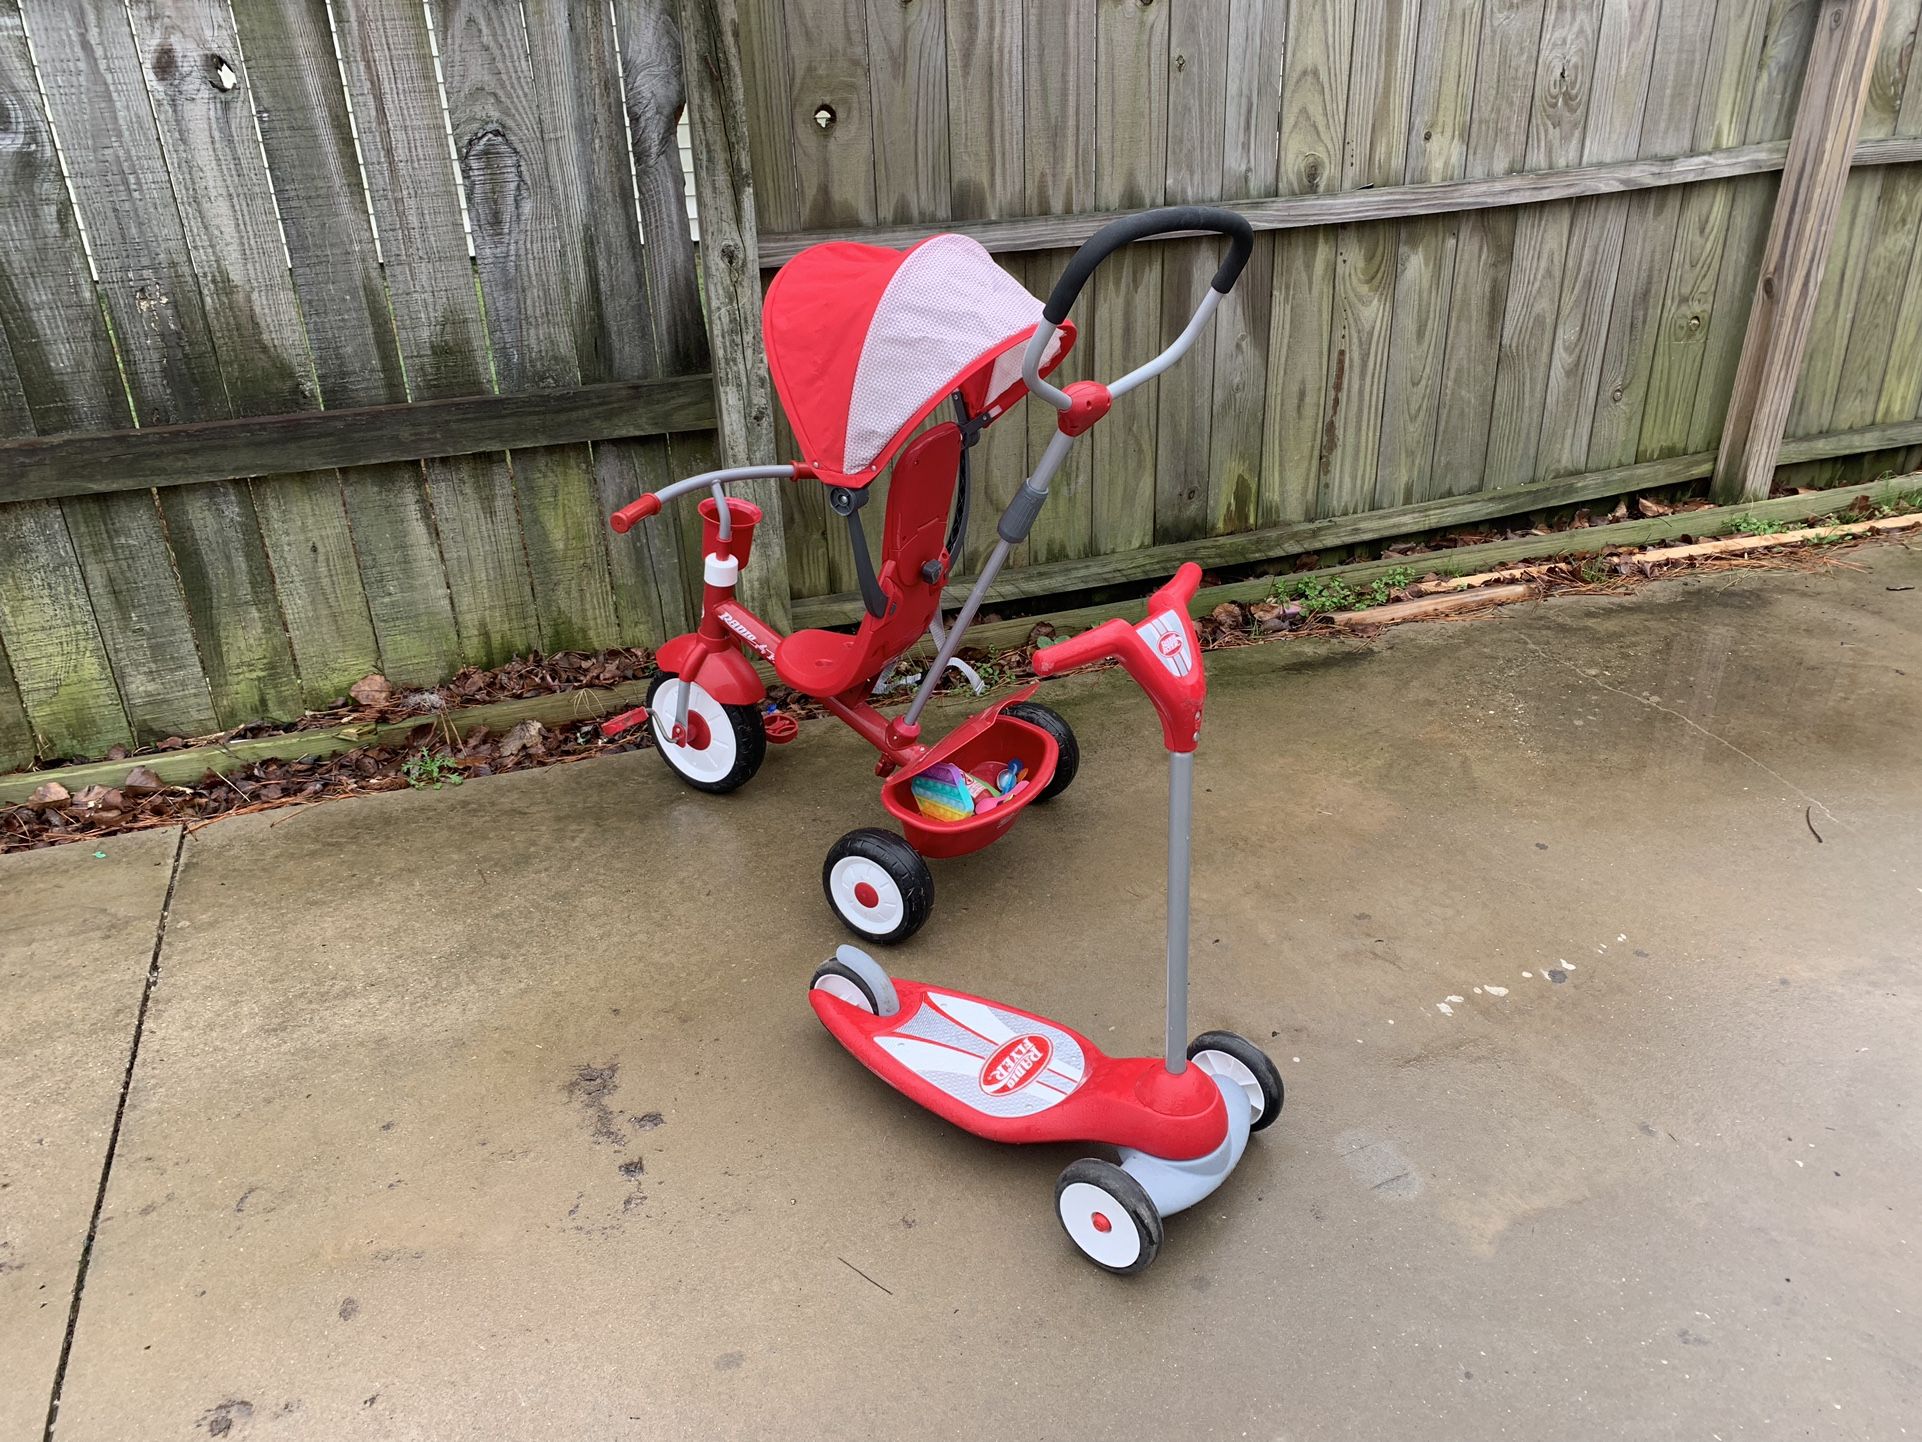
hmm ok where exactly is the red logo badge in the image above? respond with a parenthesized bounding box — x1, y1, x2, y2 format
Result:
(980, 1034, 1053, 1096)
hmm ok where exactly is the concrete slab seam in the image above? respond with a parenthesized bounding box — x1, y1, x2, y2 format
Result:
(39, 827, 187, 1442)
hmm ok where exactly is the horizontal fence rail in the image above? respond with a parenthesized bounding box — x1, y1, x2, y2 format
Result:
(759, 134, 1922, 265)
(0, 378, 717, 506)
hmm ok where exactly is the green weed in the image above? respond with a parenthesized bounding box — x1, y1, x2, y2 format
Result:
(402, 749, 463, 790)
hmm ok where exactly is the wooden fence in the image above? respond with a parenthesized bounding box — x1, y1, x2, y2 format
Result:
(2, 0, 1920, 773)
(0, 0, 724, 770)
(742, 0, 1922, 623)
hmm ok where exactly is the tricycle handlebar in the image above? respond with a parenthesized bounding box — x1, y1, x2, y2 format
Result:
(1024, 208, 1253, 412)
(607, 463, 802, 536)
(1041, 207, 1253, 327)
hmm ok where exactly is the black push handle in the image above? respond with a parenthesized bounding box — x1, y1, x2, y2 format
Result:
(1042, 206, 1255, 326)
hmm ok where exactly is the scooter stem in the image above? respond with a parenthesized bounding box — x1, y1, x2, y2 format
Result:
(1165, 749, 1194, 1073)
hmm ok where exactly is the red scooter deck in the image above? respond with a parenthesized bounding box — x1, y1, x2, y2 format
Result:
(811, 977, 1228, 1161)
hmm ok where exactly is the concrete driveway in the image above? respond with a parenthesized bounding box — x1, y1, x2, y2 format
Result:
(5, 547, 1919, 1441)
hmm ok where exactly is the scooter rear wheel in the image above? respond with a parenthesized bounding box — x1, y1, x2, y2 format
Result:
(646, 672, 766, 794)
(823, 829, 934, 945)
(1187, 1031, 1284, 1131)
(1055, 1159, 1162, 1274)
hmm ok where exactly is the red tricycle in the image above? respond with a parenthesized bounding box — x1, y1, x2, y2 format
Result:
(608, 207, 1253, 943)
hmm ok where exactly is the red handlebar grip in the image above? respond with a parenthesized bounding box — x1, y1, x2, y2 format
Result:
(1031, 617, 1134, 676)
(1152, 561, 1203, 611)
(609, 493, 663, 534)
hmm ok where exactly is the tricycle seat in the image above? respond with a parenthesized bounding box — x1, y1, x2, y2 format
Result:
(773, 421, 963, 700)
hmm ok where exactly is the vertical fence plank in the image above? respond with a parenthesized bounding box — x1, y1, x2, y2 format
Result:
(1022, 0, 1096, 565)
(1684, 0, 1822, 454)
(1153, 0, 1229, 545)
(1320, 0, 1417, 517)
(948, 0, 1028, 572)
(1428, 0, 1547, 498)
(1089, 0, 1168, 557)
(1781, 0, 1921, 479)
(867, 0, 949, 225)
(0, 7, 139, 759)
(1203, 0, 1287, 535)
(1638, 0, 1774, 461)
(331, 0, 541, 664)
(441, 0, 621, 654)
(1482, 0, 1601, 491)
(1261, 0, 1351, 525)
(1535, 0, 1660, 479)
(130, 0, 384, 711)
(1584, 0, 1717, 469)
(0, 326, 131, 765)
(20, 3, 254, 741)
(1714, 0, 1892, 502)
(578, 0, 695, 643)
(227, 0, 463, 687)
(1874, 52, 1922, 442)
(680, 0, 790, 627)
(1374, 0, 1486, 510)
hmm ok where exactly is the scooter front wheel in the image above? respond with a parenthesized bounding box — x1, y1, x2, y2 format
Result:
(809, 946, 901, 1018)
(1055, 1159, 1162, 1274)
(646, 672, 765, 793)
(1187, 1031, 1284, 1131)
(823, 829, 934, 945)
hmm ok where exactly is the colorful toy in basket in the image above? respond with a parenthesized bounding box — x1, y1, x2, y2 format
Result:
(909, 762, 984, 822)
(607, 207, 1254, 944)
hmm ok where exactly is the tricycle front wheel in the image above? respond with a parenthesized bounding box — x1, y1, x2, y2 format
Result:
(823, 829, 934, 945)
(646, 672, 766, 793)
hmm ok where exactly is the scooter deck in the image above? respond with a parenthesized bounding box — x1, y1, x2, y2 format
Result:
(811, 977, 1227, 1161)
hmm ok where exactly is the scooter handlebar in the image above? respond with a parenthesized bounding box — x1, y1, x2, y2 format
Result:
(1031, 563, 1207, 753)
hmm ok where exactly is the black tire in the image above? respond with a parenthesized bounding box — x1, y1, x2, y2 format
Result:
(809, 946, 901, 1017)
(1186, 1030, 1284, 1131)
(646, 671, 766, 794)
(822, 829, 935, 945)
(1055, 1158, 1162, 1274)
(1004, 701, 1079, 802)
(810, 959, 879, 1014)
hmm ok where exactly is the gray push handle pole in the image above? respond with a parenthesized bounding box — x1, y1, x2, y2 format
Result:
(1165, 750, 1194, 1073)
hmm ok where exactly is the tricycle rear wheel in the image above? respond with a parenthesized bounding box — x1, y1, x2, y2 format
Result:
(1004, 701, 1078, 802)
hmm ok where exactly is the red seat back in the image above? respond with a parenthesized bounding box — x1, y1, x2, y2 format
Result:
(772, 423, 963, 700)
(860, 421, 963, 666)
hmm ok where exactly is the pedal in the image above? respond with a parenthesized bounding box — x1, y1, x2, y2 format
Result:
(599, 704, 649, 739)
(764, 710, 800, 744)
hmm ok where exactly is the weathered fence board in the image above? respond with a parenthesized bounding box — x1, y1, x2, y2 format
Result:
(0, 0, 726, 767)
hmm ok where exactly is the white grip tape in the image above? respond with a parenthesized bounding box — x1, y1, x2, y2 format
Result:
(704, 552, 740, 588)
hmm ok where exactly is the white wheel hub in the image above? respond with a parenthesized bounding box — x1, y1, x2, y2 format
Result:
(1058, 1181, 1142, 1269)
(650, 678, 737, 784)
(1191, 1048, 1265, 1122)
(827, 856, 905, 936)
(811, 973, 874, 1012)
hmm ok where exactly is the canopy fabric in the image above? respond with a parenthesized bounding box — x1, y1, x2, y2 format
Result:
(762, 233, 1073, 488)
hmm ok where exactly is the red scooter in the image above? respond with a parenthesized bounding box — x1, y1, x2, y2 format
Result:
(608, 209, 1254, 945)
(808, 564, 1284, 1273)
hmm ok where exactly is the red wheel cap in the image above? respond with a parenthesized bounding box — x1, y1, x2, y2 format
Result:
(853, 881, 880, 910)
(1090, 1212, 1112, 1234)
